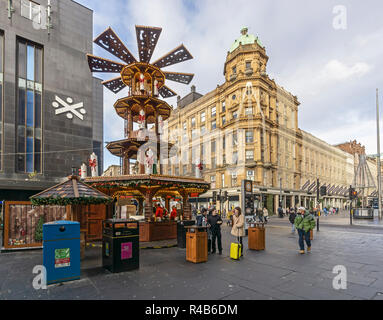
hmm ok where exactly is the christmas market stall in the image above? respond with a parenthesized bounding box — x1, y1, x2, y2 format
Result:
(85, 25, 210, 242)
(30, 175, 113, 256)
(85, 174, 209, 242)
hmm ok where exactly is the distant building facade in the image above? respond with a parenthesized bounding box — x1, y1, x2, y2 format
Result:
(0, 0, 103, 200)
(164, 27, 376, 213)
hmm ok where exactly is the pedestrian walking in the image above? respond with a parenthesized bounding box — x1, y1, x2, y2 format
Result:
(201, 208, 212, 253)
(289, 208, 297, 233)
(294, 207, 316, 254)
(196, 208, 204, 226)
(278, 206, 283, 218)
(231, 207, 245, 257)
(262, 207, 269, 224)
(207, 207, 223, 254)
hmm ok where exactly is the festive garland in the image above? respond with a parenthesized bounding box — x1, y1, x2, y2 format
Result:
(86, 180, 209, 191)
(30, 196, 113, 206)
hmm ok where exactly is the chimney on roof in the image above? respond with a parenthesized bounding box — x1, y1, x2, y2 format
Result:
(191, 85, 196, 93)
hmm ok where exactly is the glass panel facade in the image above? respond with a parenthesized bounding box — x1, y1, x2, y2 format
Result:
(16, 38, 43, 173)
(0, 31, 3, 170)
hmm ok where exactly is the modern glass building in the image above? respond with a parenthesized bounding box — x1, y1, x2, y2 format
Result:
(0, 0, 103, 200)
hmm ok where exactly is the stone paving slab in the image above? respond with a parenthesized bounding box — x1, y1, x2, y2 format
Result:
(1, 222, 383, 300)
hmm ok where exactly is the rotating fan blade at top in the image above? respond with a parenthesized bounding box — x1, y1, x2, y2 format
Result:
(94, 27, 137, 65)
(159, 85, 177, 98)
(86, 54, 125, 73)
(153, 44, 193, 69)
(136, 25, 162, 63)
(164, 71, 194, 85)
(102, 76, 126, 94)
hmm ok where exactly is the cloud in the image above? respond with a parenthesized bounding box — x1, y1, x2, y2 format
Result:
(74, 0, 383, 170)
(320, 60, 371, 82)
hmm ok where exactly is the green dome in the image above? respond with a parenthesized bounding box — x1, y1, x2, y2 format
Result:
(229, 27, 263, 53)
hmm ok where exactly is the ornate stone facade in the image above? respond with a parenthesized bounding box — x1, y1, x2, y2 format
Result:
(163, 28, 377, 213)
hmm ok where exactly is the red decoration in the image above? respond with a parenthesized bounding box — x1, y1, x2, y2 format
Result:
(89, 159, 97, 168)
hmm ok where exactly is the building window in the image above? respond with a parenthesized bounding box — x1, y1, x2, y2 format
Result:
(168, 165, 172, 175)
(221, 173, 225, 188)
(201, 125, 206, 135)
(191, 116, 196, 128)
(245, 106, 253, 115)
(211, 140, 216, 153)
(16, 38, 43, 173)
(232, 94, 236, 100)
(222, 136, 226, 149)
(245, 130, 253, 143)
(211, 106, 216, 118)
(191, 129, 197, 139)
(201, 143, 204, 158)
(232, 131, 238, 147)
(0, 31, 3, 171)
(246, 150, 254, 160)
(247, 170, 254, 181)
(211, 156, 216, 169)
(246, 61, 251, 69)
(232, 110, 238, 120)
(231, 172, 237, 186)
(222, 101, 226, 112)
(182, 149, 188, 163)
(183, 164, 187, 175)
(222, 154, 226, 165)
(211, 120, 216, 130)
(200, 111, 205, 123)
(232, 66, 236, 74)
(221, 115, 226, 125)
(246, 86, 252, 95)
(210, 175, 216, 189)
(175, 166, 179, 176)
(21, 0, 41, 24)
(232, 151, 238, 165)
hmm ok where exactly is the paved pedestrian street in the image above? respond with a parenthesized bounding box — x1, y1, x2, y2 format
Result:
(2, 215, 383, 300)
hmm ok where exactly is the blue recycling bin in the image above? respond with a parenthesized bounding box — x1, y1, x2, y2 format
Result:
(43, 220, 80, 285)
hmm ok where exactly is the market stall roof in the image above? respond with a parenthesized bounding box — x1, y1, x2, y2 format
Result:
(30, 175, 113, 206)
(84, 174, 210, 198)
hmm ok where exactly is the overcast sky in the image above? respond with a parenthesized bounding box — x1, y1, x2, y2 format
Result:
(76, 0, 383, 170)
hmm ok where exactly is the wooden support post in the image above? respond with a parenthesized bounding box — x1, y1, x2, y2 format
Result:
(144, 191, 154, 221)
(180, 190, 192, 220)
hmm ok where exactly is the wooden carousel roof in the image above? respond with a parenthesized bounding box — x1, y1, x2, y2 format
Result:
(30, 176, 112, 206)
(106, 135, 176, 158)
(114, 96, 172, 122)
(85, 174, 210, 196)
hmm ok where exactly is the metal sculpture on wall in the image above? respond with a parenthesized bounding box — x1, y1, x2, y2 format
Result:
(52, 95, 86, 120)
(86, 25, 194, 95)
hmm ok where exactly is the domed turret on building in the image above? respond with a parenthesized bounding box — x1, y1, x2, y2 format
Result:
(229, 27, 264, 53)
(224, 27, 268, 81)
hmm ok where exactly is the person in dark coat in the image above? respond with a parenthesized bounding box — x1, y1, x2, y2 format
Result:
(207, 207, 223, 254)
(289, 208, 297, 234)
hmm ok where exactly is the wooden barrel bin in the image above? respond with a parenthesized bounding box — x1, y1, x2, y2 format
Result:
(248, 224, 265, 251)
(185, 226, 208, 263)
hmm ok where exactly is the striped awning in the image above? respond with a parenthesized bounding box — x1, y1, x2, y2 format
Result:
(307, 181, 316, 192)
(301, 180, 310, 190)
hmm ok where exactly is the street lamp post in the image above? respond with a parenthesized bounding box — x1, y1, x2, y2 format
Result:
(376, 89, 382, 220)
(316, 178, 320, 231)
(279, 177, 282, 208)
